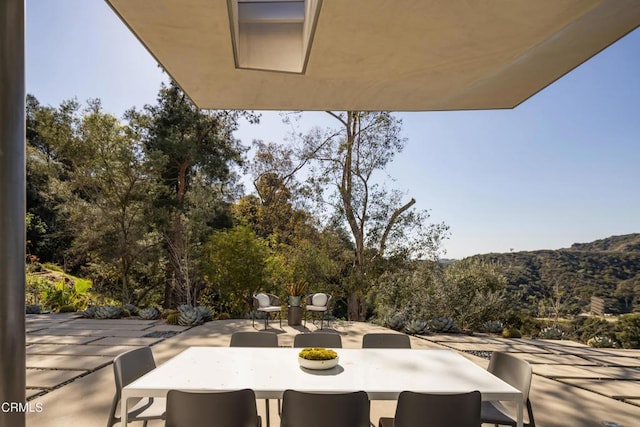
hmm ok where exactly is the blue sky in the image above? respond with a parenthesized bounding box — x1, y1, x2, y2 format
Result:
(26, 1, 640, 259)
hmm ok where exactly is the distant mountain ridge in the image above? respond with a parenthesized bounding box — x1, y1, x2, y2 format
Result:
(568, 233, 640, 253)
(470, 233, 640, 314)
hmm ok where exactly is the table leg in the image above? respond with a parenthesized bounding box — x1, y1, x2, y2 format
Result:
(265, 399, 270, 427)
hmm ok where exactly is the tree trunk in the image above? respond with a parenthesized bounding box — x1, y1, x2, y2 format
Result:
(348, 291, 361, 321)
(121, 257, 129, 306)
(163, 161, 190, 308)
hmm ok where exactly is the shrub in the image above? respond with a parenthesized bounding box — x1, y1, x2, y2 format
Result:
(615, 313, 640, 349)
(502, 327, 522, 338)
(574, 316, 615, 343)
(373, 260, 507, 333)
(139, 307, 161, 320)
(430, 316, 458, 333)
(177, 305, 204, 326)
(217, 312, 231, 320)
(26, 276, 51, 305)
(384, 315, 405, 331)
(166, 313, 180, 325)
(519, 316, 544, 337)
(538, 327, 565, 340)
(482, 320, 504, 334)
(404, 319, 427, 335)
(81, 306, 98, 318)
(123, 304, 139, 316)
(195, 306, 214, 322)
(587, 336, 617, 348)
(373, 268, 434, 324)
(95, 305, 121, 319)
(59, 304, 77, 313)
(26, 304, 42, 314)
(441, 259, 507, 332)
(161, 309, 178, 319)
(120, 308, 131, 318)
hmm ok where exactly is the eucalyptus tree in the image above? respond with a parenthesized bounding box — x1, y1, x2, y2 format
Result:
(305, 111, 449, 320)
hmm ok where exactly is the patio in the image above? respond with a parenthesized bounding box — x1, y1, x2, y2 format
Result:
(23, 314, 640, 427)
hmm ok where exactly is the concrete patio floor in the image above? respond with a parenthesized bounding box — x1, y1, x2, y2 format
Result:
(23, 314, 640, 427)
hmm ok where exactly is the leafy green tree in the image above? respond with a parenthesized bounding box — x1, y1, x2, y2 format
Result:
(25, 95, 76, 263)
(128, 81, 255, 307)
(615, 276, 639, 312)
(64, 100, 161, 304)
(615, 313, 640, 349)
(201, 225, 271, 316)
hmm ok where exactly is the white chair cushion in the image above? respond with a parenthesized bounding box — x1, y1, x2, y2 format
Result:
(312, 293, 328, 307)
(255, 293, 270, 308)
(306, 305, 327, 312)
(258, 306, 281, 312)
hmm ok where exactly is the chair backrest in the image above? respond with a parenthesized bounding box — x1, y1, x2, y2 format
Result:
(280, 390, 370, 427)
(293, 332, 342, 348)
(113, 347, 157, 400)
(254, 293, 272, 308)
(394, 391, 481, 427)
(230, 331, 278, 348)
(306, 293, 330, 307)
(165, 389, 259, 427)
(362, 333, 411, 349)
(488, 352, 533, 402)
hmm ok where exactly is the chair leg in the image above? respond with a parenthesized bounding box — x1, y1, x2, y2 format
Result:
(265, 399, 271, 427)
(264, 313, 268, 330)
(526, 398, 535, 427)
(107, 394, 119, 427)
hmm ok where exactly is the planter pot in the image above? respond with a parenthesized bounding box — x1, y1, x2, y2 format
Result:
(298, 357, 339, 370)
(288, 296, 302, 306)
(288, 306, 302, 326)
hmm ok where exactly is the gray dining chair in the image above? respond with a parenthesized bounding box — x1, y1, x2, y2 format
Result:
(165, 389, 261, 427)
(481, 352, 536, 426)
(362, 333, 411, 349)
(379, 391, 481, 427)
(304, 293, 332, 329)
(280, 389, 370, 427)
(107, 347, 166, 427)
(230, 331, 279, 427)
(253, 292, 282, 330)
(230, 331, 279, 348)
(293, 332, 342, 348)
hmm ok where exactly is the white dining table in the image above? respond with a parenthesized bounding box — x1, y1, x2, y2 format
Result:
(122, 347, 523, 426)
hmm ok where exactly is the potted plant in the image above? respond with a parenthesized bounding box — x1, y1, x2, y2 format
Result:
(287, 280, 307, 306)
(298, 347, 339, 370)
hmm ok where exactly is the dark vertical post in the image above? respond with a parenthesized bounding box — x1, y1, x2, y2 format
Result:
(0, 0, 26, 426)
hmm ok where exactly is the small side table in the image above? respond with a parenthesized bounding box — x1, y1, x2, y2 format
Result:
(287, 306, 302, 326)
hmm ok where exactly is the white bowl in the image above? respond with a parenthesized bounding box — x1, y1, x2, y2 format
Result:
(298, 356, 339, 370)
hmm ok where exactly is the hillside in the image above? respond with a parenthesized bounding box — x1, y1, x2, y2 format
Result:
(470, 234, 640, 315)
(569, 233, 640, 253)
